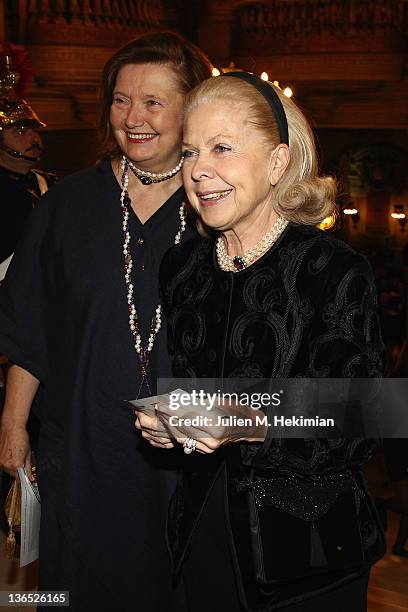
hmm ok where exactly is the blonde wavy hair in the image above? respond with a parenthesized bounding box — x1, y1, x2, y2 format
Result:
(184, 76, 336, 225)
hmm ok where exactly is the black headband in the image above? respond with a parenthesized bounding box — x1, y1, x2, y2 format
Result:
(223, 71, 289, 146)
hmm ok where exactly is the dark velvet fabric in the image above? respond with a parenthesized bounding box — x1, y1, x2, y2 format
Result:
(0, 160, 193, 611)
(160, 224, 386, 610)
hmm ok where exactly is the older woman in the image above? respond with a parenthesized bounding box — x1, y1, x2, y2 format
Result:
(137, 74, 385, 611)
(0, 33, 211, 611)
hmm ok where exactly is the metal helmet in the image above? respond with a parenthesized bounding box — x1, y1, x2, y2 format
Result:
(0, 55, 46, 131)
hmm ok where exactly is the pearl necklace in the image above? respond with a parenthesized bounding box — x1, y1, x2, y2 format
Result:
(128, 155, 184, 185)
(120, 155, 186, 396)
(216, 216, 288, 272)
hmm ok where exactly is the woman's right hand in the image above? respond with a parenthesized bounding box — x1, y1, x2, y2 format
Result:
(0, 424, 32, 480)
(0, 365, 39, 480)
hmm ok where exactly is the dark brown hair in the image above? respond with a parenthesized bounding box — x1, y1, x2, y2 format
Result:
(99, 31, 212, 157)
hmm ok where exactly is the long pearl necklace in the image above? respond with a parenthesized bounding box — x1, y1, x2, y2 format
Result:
(216, 216, 288, 272)
(120, 155, 186, 396)
(128, 155, 184, 185)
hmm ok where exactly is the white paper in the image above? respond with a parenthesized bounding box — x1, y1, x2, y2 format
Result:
(128, 388, 188, 414)
(0, 254, 13, 282)
(17, 467, 41, 567)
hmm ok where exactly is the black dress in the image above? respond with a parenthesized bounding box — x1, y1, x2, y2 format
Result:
(160, 225, 386, 611)
(0, 160, 193, 611)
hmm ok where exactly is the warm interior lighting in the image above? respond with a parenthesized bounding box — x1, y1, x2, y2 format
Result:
(391, 205, 407, 231)
(261, 72, 269, 81)
(342, 206, 360, 229)
(212, 67, 221, 77)
(318, 215, 335, 230)
(273, 80, 280, 88)
(391, 204, 407, 232)
(283, 87, 293, 98)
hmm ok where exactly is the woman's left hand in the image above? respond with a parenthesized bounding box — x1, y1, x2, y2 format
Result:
(134, 407, 217, 453)
(134, 410, 176, 449)
(136, 400, 268, 454)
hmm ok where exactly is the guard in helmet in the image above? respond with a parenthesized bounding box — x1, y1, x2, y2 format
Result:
(0, 54, 57, 282)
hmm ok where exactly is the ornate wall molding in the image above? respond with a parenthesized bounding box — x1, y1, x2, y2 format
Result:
(196, 0, 408, 129)
(236, 0, 407, 52)
(6, 0, 170, 46)
(235, 52, 404, 81)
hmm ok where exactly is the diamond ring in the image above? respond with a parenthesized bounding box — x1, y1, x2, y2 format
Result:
(183, 437, 197, 455)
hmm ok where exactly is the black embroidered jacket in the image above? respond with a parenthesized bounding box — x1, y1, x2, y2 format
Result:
(160, 224, 386, 610)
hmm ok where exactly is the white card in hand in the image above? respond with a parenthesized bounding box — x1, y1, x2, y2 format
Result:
(17, 467, 41, 567)
(128, 388, 189, 413)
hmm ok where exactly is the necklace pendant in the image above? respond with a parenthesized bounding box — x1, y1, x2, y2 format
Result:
(139, 175, 153, 185)
(139, 348, 149, 366)
(138, 349, 149, 379)
(233, 256, 246, 271)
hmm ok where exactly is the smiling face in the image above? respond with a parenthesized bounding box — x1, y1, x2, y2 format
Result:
(109, 63, 184, 171)
(182, 101, 288, 237)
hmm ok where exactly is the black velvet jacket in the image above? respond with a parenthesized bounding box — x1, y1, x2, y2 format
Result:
(160, 224, 386, 610)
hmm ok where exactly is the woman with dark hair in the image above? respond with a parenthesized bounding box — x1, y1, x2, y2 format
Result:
(137, 74, 386, 611)
(0, 32, 211, 611)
